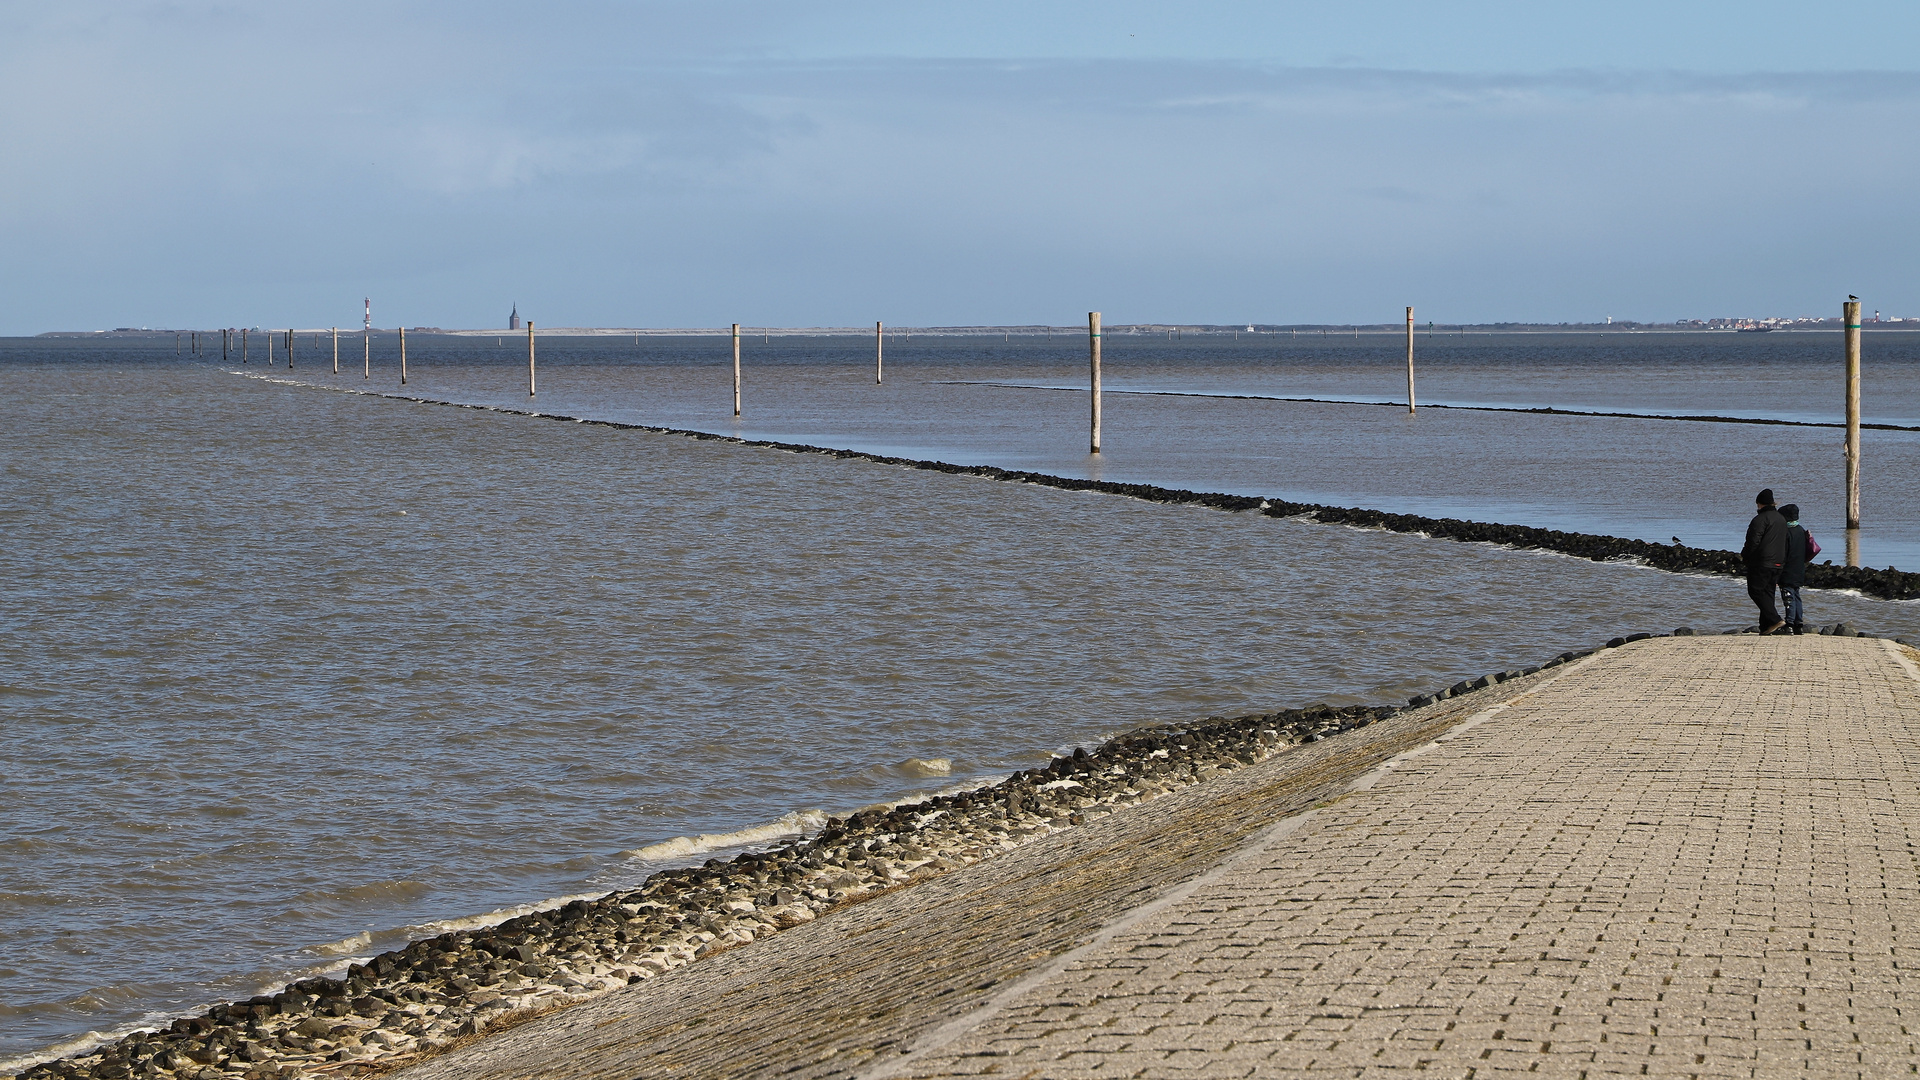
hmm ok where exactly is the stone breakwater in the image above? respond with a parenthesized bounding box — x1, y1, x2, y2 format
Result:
(275, 382, 1920, 603)
(26, 620, 1916, 1080)
(653, 427, 1920, 602)
(713, 444, 1920, 601)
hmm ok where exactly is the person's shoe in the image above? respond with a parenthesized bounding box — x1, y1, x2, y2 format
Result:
(1763, 621, 1788, 635)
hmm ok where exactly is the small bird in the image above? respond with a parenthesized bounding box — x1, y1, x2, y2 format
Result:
(1672, 536, 1684, 546)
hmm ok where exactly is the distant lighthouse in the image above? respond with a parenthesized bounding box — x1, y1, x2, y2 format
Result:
(509, 304, 520, 331)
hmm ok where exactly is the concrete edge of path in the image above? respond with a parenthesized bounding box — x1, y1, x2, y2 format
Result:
(1886, 636, 1920, 684)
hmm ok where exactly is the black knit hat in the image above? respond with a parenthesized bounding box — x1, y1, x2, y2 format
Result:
(1781, 503, 1799, 520)
(1756, 488, 1775, 506)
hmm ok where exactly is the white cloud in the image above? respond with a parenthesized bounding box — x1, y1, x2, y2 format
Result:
(3, 8, 1919, 330)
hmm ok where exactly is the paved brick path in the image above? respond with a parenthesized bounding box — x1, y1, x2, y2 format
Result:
(399, 636, 1920, 1080)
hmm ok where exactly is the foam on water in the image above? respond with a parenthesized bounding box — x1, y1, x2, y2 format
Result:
(0, 1014, 180, 1078)
(305, 932, 371, 957)
(620, 810, 831, 865)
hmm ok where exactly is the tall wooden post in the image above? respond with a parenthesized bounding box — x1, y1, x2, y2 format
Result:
(527, 322, 536, 397)
(222, 329, 229, 364)
(732, 324, 742, 415)
(1405, 306, 1416, 413)
(1089, 311, 1102, 454)
(285, 329, 293, 369)
(1844, 297, 1862, 538)
(399, 326, 408, 385)
(875, 321, 884, 384)
(242, 328, 249, 364)
(332, 327, 338, 374)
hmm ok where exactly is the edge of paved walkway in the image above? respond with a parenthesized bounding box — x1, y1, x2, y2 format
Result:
(391, 648, 1616, 1080)
(876, 633, 1920, 1078)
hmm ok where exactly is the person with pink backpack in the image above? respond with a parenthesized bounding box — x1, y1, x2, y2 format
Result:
(1777, 503, 1820, 634)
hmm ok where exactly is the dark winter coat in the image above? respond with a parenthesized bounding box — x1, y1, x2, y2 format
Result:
(1781, 523, 1808, 586)
(1743, 507, 1787, 570)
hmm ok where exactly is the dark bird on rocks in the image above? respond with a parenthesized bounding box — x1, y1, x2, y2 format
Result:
(1672, 536, 1684, 545)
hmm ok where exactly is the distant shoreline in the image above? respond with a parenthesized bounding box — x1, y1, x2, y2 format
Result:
(28, 324, 1920, 339)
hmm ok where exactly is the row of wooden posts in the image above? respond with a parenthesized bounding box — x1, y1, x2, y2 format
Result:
(733, 301, 1866, 530)
(207, 303, 1868, 528)
(217, 324, 539, 395)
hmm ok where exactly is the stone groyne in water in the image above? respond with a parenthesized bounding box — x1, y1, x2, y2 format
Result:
(273, 382, 1920, 603)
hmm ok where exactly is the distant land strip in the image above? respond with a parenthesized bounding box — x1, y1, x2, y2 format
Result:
(246, 373, 1920, 602)
(950, 381, 1920, 433)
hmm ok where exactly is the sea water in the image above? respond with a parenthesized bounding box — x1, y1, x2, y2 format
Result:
(2, 332, 1916, 1068)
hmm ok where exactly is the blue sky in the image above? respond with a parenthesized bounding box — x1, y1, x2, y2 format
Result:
(3, 2, 1918, 332)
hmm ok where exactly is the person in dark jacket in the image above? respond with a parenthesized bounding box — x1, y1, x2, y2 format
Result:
(1742, 488, 1788, 633)
(1778, 504, 1808, 634)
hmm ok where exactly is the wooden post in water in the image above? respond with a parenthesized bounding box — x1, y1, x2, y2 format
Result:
(875, 321, 884, 384)
(527, 322, 536, 397)
(222, 329, 229, 364)
(331, 328, 338, 374)
(241, 328, 249, 364)
(285, 329, 293, 369)
(732, 323, 742, 415)
(1844, 297, 1862, 547)
(1089, 311, 1102, 454)
(1405, 306, 1416, 413)
(399, 326, 408, 385)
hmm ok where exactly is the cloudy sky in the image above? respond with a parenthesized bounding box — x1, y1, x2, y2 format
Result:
(4, 1, 1918, 333)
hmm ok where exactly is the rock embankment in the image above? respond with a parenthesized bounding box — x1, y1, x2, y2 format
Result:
(10, 694, 1451, 1080)
(20, 625, 1915, 1080)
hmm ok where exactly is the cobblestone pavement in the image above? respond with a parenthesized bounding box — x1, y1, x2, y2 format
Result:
(398, 636, 1920, 1080)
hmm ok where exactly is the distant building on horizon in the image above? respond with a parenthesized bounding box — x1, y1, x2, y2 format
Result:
(509, 304, 520, 331)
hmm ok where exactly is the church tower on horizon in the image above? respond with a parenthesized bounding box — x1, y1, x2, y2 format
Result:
(508, 303, 520, 331)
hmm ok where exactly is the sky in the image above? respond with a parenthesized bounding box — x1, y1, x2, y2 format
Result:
(3, 1, 1919, 333)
